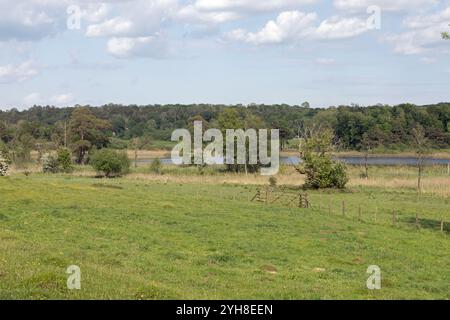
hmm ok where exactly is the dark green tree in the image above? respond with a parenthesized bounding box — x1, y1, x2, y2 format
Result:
(68, 107, 110, 164)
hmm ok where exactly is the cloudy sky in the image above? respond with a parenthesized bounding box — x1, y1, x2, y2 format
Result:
(0, 0, 449, 110)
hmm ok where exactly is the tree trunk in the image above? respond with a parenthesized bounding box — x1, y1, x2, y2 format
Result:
(364, 152, 369, 179)
(417, 158, 422, 193)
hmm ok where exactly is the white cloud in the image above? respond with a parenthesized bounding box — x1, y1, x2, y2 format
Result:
(83, 1, 179, 58)
(227, 11, 370, 45)
(86, 17, 135, 37)
(176, 5, 241, 24)
(385, 25, 446, 55)
(333, 0, 437, 12)
(0, 0, 68, 41)
(84, 0, 180, 52)
(107, 35, 169, 58)
(227, 11, 317, 44)
(403, 7, 450, 29)
(314, 16, 368, 39)
(385, 7, 450, 55)
(194, 0, 317, 12)
(82, 3, 109, 24)
(0, 61, 38, 83)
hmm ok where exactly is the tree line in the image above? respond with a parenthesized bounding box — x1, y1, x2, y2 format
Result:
(0, 103, 449, 163)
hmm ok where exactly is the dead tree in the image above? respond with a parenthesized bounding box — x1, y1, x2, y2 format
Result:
(412, 125, 429, 194)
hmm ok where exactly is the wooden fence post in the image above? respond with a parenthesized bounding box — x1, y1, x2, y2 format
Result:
(415, 212, 420, 229)
(251, 189, 261, 202)
(375, 207, 378, 222)
(441, 218, 444, 233)
(342, 201, 346, 216)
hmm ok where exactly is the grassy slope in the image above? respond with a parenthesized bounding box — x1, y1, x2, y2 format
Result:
(0, 174, 449, 299)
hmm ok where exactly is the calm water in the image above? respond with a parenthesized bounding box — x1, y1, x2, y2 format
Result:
(139, 156, 450, 166)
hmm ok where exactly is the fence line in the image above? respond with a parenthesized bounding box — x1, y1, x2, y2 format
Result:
(246, 187, 448, 234)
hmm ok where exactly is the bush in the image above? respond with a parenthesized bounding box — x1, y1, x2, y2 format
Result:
(149, 158, 162, 174)
(57, 148, 74, 173)
(269, 176, 277, 187)
(297, 126, 348, 189)
(298, 154, 348, 189)
(0, 151, 9, 176)
(42, 153, 60, 173)
(90, 149, 130, 177)
(42, 149, 74, 174)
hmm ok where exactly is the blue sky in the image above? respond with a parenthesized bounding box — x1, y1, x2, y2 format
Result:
(0, 0, 449, 110)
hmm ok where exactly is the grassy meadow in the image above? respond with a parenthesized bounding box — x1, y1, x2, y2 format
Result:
(1, 161, 450, 299)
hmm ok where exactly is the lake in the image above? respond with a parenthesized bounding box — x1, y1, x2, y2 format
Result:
(138, 156, 450, 166)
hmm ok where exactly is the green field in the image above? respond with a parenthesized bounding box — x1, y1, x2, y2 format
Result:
(0, 173, 449, 299)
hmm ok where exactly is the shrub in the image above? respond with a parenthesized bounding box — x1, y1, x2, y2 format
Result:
(42, 153, 60, 173)
(297, 126, 348, 189)
(57, 148, 74, 173)
(298, 154, 348, 189)
(90, 149, 130, 177)
(42, 149, 74, 174)
(0, 152, 9, 176)
(269, 176, 277, 187)
(149, 158, 162, 174)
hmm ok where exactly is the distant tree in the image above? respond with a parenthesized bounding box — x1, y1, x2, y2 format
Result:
(111, 116, 127, 137)
(271, 119, 290, 150)
(35, 139, 55, 163)
(218, 109, 244, 173)
(243, 111, 266, 174)
(217, 109, 266, 174)
(359, 127, 383, 179)
(9, 120, 34, 167)
(149, 158, 162, 174)
(48, 120, 66, 148)
(2, 103, 450, 155)
(411, 125, 430, 193)
(57, 148, 74, 173)
(68, 107, 110, 164)
(90, 149, 130, 178)
(187, 115, 210, 171)
(131, 137, 140, 168)
(297, 124, 348, 189)
(217, 108, 243, 130)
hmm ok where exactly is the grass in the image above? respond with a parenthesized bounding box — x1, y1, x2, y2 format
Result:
(1, 171, 450, 299)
